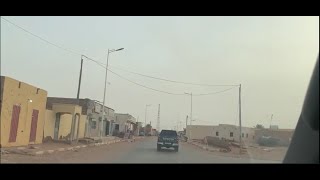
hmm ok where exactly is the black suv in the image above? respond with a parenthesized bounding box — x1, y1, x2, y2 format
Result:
(157, 130, 179, 152)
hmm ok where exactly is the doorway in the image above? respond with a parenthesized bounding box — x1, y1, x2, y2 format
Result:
(54, 113, 61, 140)
(29, 109, 39, 142)
(105, 120, 110, 136)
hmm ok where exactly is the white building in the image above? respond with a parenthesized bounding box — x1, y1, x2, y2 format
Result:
(114, 113, 136, 133)
(186, 124, 255, 143)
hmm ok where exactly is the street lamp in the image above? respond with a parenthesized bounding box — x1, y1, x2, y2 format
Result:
(144, 104, 151, 134)
(100, 48, 124, 140)
(184, 92, 193, 140)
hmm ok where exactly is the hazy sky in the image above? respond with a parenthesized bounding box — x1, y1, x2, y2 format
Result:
(1, 16, 318, 130)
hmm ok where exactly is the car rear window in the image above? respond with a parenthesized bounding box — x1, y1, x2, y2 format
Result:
(160, 130, 177, 136)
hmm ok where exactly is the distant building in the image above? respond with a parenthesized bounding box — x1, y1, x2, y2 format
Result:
(186, 123, 295, 145)
(114, 113, 136, 134)
(0, 76, 48, 147)
(46, 97, 115, 138)
(254, 128, 294, 145)
(186, 124, 255, 143)
(135, 122, 143, 136)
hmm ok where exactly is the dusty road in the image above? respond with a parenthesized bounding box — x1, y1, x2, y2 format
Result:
(1, 137, 281, 163)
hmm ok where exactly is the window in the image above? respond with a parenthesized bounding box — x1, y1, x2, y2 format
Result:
(18, 82, 21, 88)
(160, 130, 177, 136)
(216, 132, 219, 136)
(246, 133, 248, 138)
(230, 132, 233, 137)
(36, 88, 40, 94)
(242, 133, 244, 137)
(115, 124, 119, 130)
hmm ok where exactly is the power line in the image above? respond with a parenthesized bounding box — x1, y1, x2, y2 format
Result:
(2, 17, 240, 97)
(193, 87, 237, 96)
(1, 17, 82, 56)
(86, 58, 238, 96)
(108, 69, 186, 96)
(109, 65, 239, 87)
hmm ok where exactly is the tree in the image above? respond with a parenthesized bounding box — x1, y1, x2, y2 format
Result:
(255, 124, 264, 129)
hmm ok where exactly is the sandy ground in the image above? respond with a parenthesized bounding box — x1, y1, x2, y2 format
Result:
(190, 142, 288, 161)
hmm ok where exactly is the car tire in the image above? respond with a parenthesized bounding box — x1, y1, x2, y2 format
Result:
(157, 145, 161, 151)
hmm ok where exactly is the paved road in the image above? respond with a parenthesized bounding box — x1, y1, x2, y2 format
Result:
(98, 137, 280, 163)
(1, 137, 281, 163)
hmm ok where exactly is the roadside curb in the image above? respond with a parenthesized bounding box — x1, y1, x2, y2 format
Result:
(29, 138, 126, 156)
(5, 137, 147, 156)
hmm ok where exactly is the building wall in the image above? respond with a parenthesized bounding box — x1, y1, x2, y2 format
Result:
(0, 76, 48, 147)
(87, 115, 99, 137)
(47, 97, 91, 115)
(46, 97, 115, 138)
(186, 125, 214, 140)
(186, 124, 255, 143)
(0, 77, 4, 115)
(44, 110, 55, 138)
(58, 114, 72, 139)
(78, 115, 87, 138)
(115, 113, 136, 133)
(254, 129, 294, 144)
(45, 104, 84, 140)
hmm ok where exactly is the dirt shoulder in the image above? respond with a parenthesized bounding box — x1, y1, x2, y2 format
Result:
(1, 138, 145, 163)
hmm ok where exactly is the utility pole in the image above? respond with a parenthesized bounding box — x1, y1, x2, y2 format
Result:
(186, 115, 188, 129)
(136, 116, 139, 136)
(239, 84, 242, 154)
(185, 92, 193, 140)
(185, 115, 189, 139)
(156, 104, 160, 133)
(76, 55, 84, 100)
(269, 114, 273, 128)
(101, 48, 124, 140)
(72, 55, 84, 144)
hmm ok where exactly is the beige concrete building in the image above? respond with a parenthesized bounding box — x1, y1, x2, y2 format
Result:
(114, 113, 136, 134)
(46, 97, 115, 138)
(186, 124, 255, 143)
(44, 103, 86, 142)
(0, 76, 47, 147)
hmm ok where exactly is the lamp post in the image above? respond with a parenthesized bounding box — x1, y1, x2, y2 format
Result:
(185, 92, 193, 140)
(238, 84, 242, 154)
(100, 48, 124, 140)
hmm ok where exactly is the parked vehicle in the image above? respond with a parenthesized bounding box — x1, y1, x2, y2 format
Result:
(139, 132, 145, 136)
(157, 130, 179, 152)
